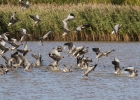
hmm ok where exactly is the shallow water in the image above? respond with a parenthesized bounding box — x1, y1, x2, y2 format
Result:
(0, 42, 140, 100)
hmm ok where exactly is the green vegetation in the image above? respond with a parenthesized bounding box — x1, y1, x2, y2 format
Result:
(0, 0, 140, 6)
(0, 3, 140, 41)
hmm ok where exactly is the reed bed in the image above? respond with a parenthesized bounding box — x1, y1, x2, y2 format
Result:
(0, 3, 140, 41)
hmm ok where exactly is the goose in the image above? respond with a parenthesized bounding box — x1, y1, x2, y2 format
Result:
(0, 64, 8, 74)
(63, 64, 72, 72)
(92, 48, 115, 61)
(112, 24, 122, 34)
(29, 15, 41, 26)
(0, 32, 10, 42)
(112, 58, 124, 75)
(62, 20, 70, 37)
(78, 56, 92, 69)
(72, 46, 85, 57)
(17, 42, 32, 56)
(63, 13, 75, 22)
(38, 31, 51, 46)
(7, 41, 23, 51)
(56, 46, 66, 52)
(16, 28, 31, 43)
(1, 55, 14, 71)
(82, 64, 98, 78)
(8, 12, 18, 27)
(11, 52, 23, 68)
(31, 53, 43, 66)
(0, 44, 11, 55)
(64, 42, 76, 56)
(73, 47, 89, 58)
(124, 67, 138, 77)
(19, 0, 30, 10)
(76, 24, 91, 33)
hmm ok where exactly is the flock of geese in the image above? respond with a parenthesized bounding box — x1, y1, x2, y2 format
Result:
(0, 0, 138, 78)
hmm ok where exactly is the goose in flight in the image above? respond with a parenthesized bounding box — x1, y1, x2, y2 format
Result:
(0, 64, 9, 74)
(31, 53, 43, 66)
(19, 0, 30, 10)
(92, 48, 115, 61)
(76, 24, 91, 33)
(82, 64, 98, 78)
(64, 42, 76, 56)
(38, 31, 51, 46)
(62, 20, 70, 37)
(16, 28, 31, 43)
(63, 64, 72, 72)
(124, 67, 138, 77)
(8, 12, 18, 27)
(112, 58, 125, 75)
(63, 13, 75, 22)
(29, 15, 41, 26)
(17, 41, 32, 56)
(112, 24, 122, 34)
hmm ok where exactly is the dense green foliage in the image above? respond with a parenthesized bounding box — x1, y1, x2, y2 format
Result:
(0, 3, 140, 41)
(0, 0, 140, 6)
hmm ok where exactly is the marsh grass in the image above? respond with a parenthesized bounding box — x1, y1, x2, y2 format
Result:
(0, 3, 140, 41)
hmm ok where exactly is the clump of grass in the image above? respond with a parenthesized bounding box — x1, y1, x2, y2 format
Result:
(0, 3, 140, 41)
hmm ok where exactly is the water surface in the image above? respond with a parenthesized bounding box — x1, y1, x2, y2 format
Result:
(0, 42, 140, 100)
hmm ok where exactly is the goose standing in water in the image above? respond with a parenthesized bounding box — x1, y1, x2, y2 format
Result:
(112, 58, 124, 75)
(82, 64, 98, 78)
(38, 31, 51, 46)
(124, 67, 138, 77)
(29, 15, 41, 26)
(111, 24, 122, 34)
(63, 64, 72, 72)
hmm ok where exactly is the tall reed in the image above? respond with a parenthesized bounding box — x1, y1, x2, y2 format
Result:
(0, 4, 140, 41)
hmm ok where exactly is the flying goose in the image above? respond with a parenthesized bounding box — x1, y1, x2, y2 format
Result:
(124, 67, 138, 77)
(73, 47, 89, 58)
(31, 53, 43, 66)
(76, 24, 91, 32)
(8, 12, 18, 27)
(16, 28, 31, 43)
(72, 46, 85, 57)
(112, 58, 124, 75)
(29, 15, 41, 26)
(0, 64, 8, 74)
(63, 64, 72, 72)
(19, 0, 30, 10)
(17, 42, 32, 56)
(82, 64, 98, 78)
(0, 44, 11, 55)
(1, 55, 14, 71)
(8, 41, 23, 51)
(64, 42, 76, 56)
(38, 31, 51, 46)
(112, 24, 122, 34)
(92, 48, 115, 61)
(63, 13, 75, 22)
(62, 20, 70, 37)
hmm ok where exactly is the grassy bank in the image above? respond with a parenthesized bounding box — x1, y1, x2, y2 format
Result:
(0, 4, 140, 41)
